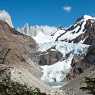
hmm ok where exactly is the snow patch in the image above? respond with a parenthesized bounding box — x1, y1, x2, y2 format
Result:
(0, 10, 13, 27)
(52, 30, 66, 41)
(83, 15, 95, 20)
(33, 32, 53, 44)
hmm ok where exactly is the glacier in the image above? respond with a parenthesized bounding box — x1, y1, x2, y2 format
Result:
(38, 41, 89, 85)
(41, 55, 73, 83)
(17, 14, 94, 87)
(38, 41, 89, 57)
(33, 32, 53, 44)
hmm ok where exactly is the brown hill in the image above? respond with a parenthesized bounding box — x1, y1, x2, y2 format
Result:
(0, 20, 51, 94)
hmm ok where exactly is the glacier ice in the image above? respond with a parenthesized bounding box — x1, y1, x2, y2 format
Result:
(41, 55, 73, 83)
(39, 41, 89, 84)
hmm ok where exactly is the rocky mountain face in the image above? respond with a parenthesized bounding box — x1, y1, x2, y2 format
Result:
(54, 15, 95, 44)
(38, 48, 63, 66)
(68, 19, 95, 45)
(0, 17, 52, 94)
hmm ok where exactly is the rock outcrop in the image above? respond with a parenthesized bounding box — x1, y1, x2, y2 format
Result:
(73, 19, 95, 45)
(38, 48, 63, 65)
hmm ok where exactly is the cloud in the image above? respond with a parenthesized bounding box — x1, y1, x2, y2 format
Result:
(62, 6, 72, 12)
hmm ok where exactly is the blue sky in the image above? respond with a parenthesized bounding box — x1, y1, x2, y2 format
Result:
(0, 0, 95, 27)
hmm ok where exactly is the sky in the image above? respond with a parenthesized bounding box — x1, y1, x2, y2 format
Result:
(0, 0, 95, 27)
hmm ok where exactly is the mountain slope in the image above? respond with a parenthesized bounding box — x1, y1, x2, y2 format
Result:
(0, 19, 51, 93)
(53, 15, 95, 45)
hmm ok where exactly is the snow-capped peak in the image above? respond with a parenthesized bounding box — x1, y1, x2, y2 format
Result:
(0, 10, 13, 28)
(18, 24, 57, 42)
(83, 15, 95, 20)
(18, 24, 57, 37)
(52, 15, 95, 44)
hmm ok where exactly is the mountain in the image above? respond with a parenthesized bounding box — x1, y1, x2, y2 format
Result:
(53, 15, 95, 45)
(17, 24, 57, 43)
(17, 14, 95, 86)
(0, 13, 51, 94)
(0, 10, 13, 28)
(20, 15, 95, 45)
(27, 15, 92, 83)
(0, 10, 95, 95)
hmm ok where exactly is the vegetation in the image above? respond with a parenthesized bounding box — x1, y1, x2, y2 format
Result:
(0, 79, 46, 95)
(80, 77, 95, 95)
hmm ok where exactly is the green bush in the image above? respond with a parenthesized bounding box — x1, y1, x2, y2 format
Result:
(80, 77, 95, 95)
(0, 80, 46, 95)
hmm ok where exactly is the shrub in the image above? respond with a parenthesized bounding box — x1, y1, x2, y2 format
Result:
(80, 77, 95, 95)
(0, 79, 46, 95)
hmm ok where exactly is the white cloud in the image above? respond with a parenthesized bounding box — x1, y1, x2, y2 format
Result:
(62, 6, 72, 12)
